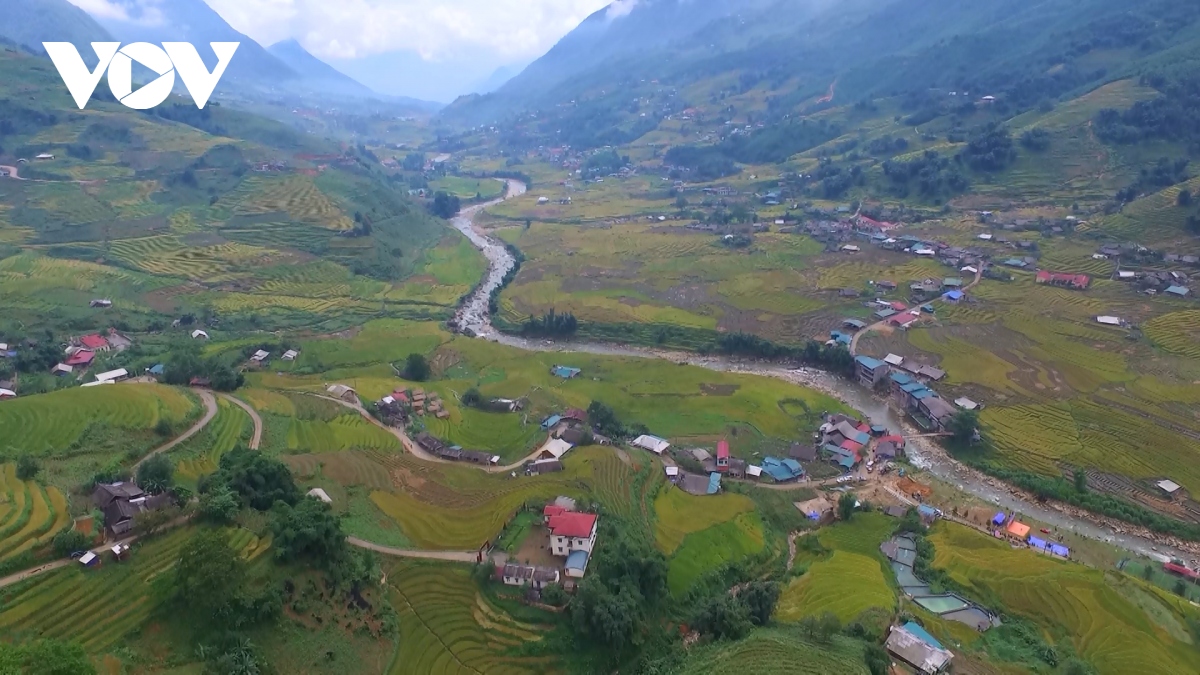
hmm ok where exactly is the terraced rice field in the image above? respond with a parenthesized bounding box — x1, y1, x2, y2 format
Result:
(285, 414, 402, 453)
(654, 488, 755, 554)
(173, 398, 253, 489)
(386, 561, 556, 674)
(0, 464, 71, 560)
(930, 522, 1200, 675)
(776, 514, 897, 622)
(0, 526, 269, 654)
(673, 630, 869, 674)
(667, 511, 765, 596)
(1144, 310, 1200, 359)
(0, 384, 197, 457)
(223, 174, 354, 230)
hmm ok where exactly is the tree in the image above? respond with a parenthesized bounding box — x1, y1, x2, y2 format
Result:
(200, 485, 240, 523)
(16, 455, 40, 481)
(864, 643, 890, 675)
(1074, 468, 1088, 493)
(798, 611, 841, 643)
(739, 581, 781, 626)
(137, 454, 175, 493)
(690, 593, 752, 641)
(52, 529, 90, 557)
(269, 498, 348, 570)
(430, 191, 461, 218)
(542, 582, 567, 607)
(205, 446, 299, 511)
(4, 639, 96, 675)
(1180, 189, 1193, 206)
(175, 529, 244, 623)
(403, 353, 430, 382)
(838, 492, 858, 521)
(461, 387, 482, 408)
(674, 195, 688, 209)
(948, 409, 979, 444)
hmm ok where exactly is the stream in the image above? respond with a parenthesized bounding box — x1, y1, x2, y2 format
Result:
(449, 180, 1194, 565)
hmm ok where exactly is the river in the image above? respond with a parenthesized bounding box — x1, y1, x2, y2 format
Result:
(449, 179, 1195, 565)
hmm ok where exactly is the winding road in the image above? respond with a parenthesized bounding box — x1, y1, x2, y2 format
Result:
(132, 388, 218, 471)
(219, 392, 263, 450)
(848, 265, 983, 356)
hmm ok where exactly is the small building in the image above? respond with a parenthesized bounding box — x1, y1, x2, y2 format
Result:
(795, 496, 834, 521)
(51, 363, 74, 376)
(326, 384, 357, 403)
(874, 308, 897, 320)
(0, 388, 16, 400)
(551, 365, 581, 379)
(539, 438, 574, 460)
(561, 408, 587, 422)
(842, 318, 867, 330)
(883, 353, 904, 366)
(1096, 316, 1122, 326)
(1165, 285, 1190, 297)
(789, 442, 817, 462)
(631, 434, 670, 455)
(942, 290, 964, 303)
(500, 563, 559, 589)
(540, 414, 563, 430)
(663, 465, 680, 481)
(841, 244, 860, 253)
(250, 349, 270, 363)
(1157, 479, 1182, 495)
(1006, 520, 1031, 541)
(855, 355, 889, 387)
(564, 550, 590, 578)
(191, 329, 210, 340)
(147, 364, 164, 377)
(761, 457, 803, 482)
(527, 458, 564, 475)
(943, 278, 963, 288)
(78, 334, 110, 351)
(282, 349, 299, 361)
(64, 350, 95, 367)
(689, 447, 712, 463)
(94, 368, 129, 383)
(886, 623, 953, 674)
(78, 551, 99, 567)
(954, 397, 978, 410)
(90, 299, 112, 308)
(35, 153, 54, 160)
(306, 488, 333, 503)
(715, 440, 730, 472)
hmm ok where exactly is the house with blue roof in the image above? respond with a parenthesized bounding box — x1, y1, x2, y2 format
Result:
(706, 472, 722, 494)
(942, 290, 964, 303)
(541, 414, 562, 430)
(761, 457, 804, 482)
(565, 550, 590, 578)
(830, 331, 853, 346)
(855, 355, 889, 387)
(147, 364, 164, 376)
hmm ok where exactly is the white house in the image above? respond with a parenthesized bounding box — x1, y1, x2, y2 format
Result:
(501, 563, 559, 588)
(545, 509, 598, 558)
(191, 330, 209, 340)
(1095, 316, 1122, 326)
(539, 437, 574, 460)
(94, 368, 129, 383)
(631, 434, 670, 454)
(251, 350, 269, 362)
(306, 487, 332, 503)
(884, 353, 904, 366)
(282, 349, 299, 361)
(841, 244, 861, 253)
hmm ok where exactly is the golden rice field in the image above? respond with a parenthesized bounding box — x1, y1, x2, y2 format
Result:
(0, 526, 270, 654)
(386, 561, 557, 675)
(673, 629, 869, 675)
(931, 522, 1200, 675)
(173, 398, 253, 489)
(107, 234, 290, 281)
(0, 464, 71, 561)
(654, 488, 755, 554)
(0, 384, 198, 457)
(667, 511, 765, 596)
(23, 182, 114, 224)
(1144, 310, 1200, 360)
(223, 174, 354, 230)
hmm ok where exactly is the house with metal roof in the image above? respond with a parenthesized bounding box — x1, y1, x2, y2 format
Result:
(855, 355, 889, 387)
(886, 622, 953, 674)
(1165, 285, 1190, 297)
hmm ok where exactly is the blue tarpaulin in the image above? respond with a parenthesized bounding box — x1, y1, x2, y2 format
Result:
(706, 472, 722, 495)
(540, 415, 562, 429)
(552, 366, 581, 378)
(992, 512, 1006, 525)
(1050, 544, 1069, 558)
(1028, 536, 1047, 549)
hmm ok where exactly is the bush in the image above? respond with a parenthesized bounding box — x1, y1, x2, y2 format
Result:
(16, 455, 40, 481)
(136, 454, 175, 494)
(52, 529, 91, 557)
(403, 353, 430, 382)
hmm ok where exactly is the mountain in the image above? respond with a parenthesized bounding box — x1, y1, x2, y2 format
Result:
(329, 48, 502, 104)
(0, 0, 112, 53)
(470, 62, 531, 95)
(444, 0, 1200, 135)
(88, 0, 297, 86)
(267, 38, 373, 98)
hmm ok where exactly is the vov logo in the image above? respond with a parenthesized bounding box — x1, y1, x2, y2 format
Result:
(42, 42, 239, 110)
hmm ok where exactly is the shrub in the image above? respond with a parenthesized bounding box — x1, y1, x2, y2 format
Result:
(52, 529, 91, 557)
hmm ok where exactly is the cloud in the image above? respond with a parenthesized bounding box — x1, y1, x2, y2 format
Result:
(69, 0, 168, 26)
(605, 0, 639, 20)
(197, 0, 612, 63)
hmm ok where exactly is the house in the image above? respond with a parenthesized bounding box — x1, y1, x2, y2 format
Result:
(843, 318, 867, 330)
(94, 368, 129, 383)
(689, 447, 712, 463)
(1157, 479, 1182, 495)
(104, 330, 132, 351)
(1095, 316, 1122, 326)
(917, 365, 946, 381)
(918, 504, 940, 522)
(918, 397, 957, 430)
(795, 496, 834, 521)
(51, 363, 73, 377)
(631, 434, 670, 454)
(1035, 270, 1090, 290)
(942, 290, 964, 303)
(90, 299, 112, 308)
(886, 623, 953, 674)
(760, 457, 803, 482)
(706, 472, 722, 494)
(1117, 270, 1136, 281)
(548, 511, 598, 557)
(326, 384, 357, 403)
(250, 350, 270, 363)
(500, 563, 560, 589)
(789, 442, 818, 462)
(565, 550, 590, 578)
(78, 334, 109, 352)
(78, 551, 99, 567)
(855, 355, 889, 387)
(883, 353, 904, 366)
(559, 427, 587, 445)
(282, 349, 299, 361)
(874, 308, 897, 320)
(64, 350, 95, 367)
(551, 365, 581, 379)
(1003, 258, 1028, 268)
(875, 441, 901, 459)
(92, 482, 169, 536)
(527, 458, 564, 475)
(561, 408, 587, 423)
(715, 440, 730, 472)
(1006, 520, 1031, 541)
(539, 438, 574, 460)
(841, 244, 861, 253)
(664, 465, 680, 482)
(191, 329, 209, 340)
(1165, 285, 1190, 297)
(541, 414, 563, 430)
(889, 301, 908, 312)
(306, 488, 333, 503)
(35, 153, 54, 160)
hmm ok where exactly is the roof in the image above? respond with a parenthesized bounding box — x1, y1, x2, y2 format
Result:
(541, 438, 574, 459)
(565, 550, 589, 570)
(562, 407, 587, 421)
(1157, 479, 1182, 494)
(148, 364, 164, 375)
(889, 372, 914, 385)
(761, 457, 803, 481)
(552, 365, 581, 378)
(689, 447, 711, 462)
(706, 472, 722, 494)
(716, 440, 730, 460)
(855, 355, 886, 370)
(664, 466, 680, 477)
(1165, 285, 1190, 296)
(889, 301, 908, 311)
(917, 504, 937, 518)
(548, 512, 597, 538)
(874, 308, 897, 319)
(920, 396, 957, 421)
(901, 622, 946, 651)
(1096, 315, 1122, 326)
(327, 384, 355, 397)
(954, 397, 978, 410)
(631, 434, 670, 454)
(795, 496, 833, 518)
(1006, 521, 1031, 538)
(79, 334, 107, 349)
(1050, 544, 1069, 557)
(884, 353, 904, 366)
(943, 278, 963, 286)
(191, 329, 209, 339)
(942, 290, 964, 300)
(789, 442, 817, 461)
(64, 350, 95, 366)
(843, 318, 867, 329)
(251, 349, 269, 360)
(917, 365, 946, 380)
(282, 349, 299, 360)
(1028, 536, 1047, 549)
(901, 382, 928, 393)
(541, 414, 562, 429)
(876, 441, 898, 457)
(543, 504, 567, 517)
(78, 551, 97, 565)
(94, 368, 128, 382)
(746, 465, 762, 477)
(306, 487, 332, 503)
(993, 512, 1006, 524)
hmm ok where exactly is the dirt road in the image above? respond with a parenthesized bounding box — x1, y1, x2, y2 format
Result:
(133, 387, 217, 471)
(346, 537, 479, 562)
(0, 165, 22, 180)
(849, 265, 983, 356)
(219, 393, 262, 449)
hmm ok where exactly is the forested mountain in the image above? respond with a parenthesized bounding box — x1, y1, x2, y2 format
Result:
(0, 0, 112, 53)
(444, 0, 1200, 149)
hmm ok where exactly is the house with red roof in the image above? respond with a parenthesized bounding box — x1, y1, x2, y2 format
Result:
(542, 504, 567, 524)
(561, 408, 587, 422)
(1035, 270, 1089, 290)
(548, 512, 598, 557)
(715, 440, 730, 472)
(889, 301, 908, 312)
(77, 334, 110, 351)
(64, 350, 95, 367)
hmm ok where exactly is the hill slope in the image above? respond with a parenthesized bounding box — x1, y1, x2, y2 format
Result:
(0, 0, 112, 52)
(267, 38, 374, 98)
